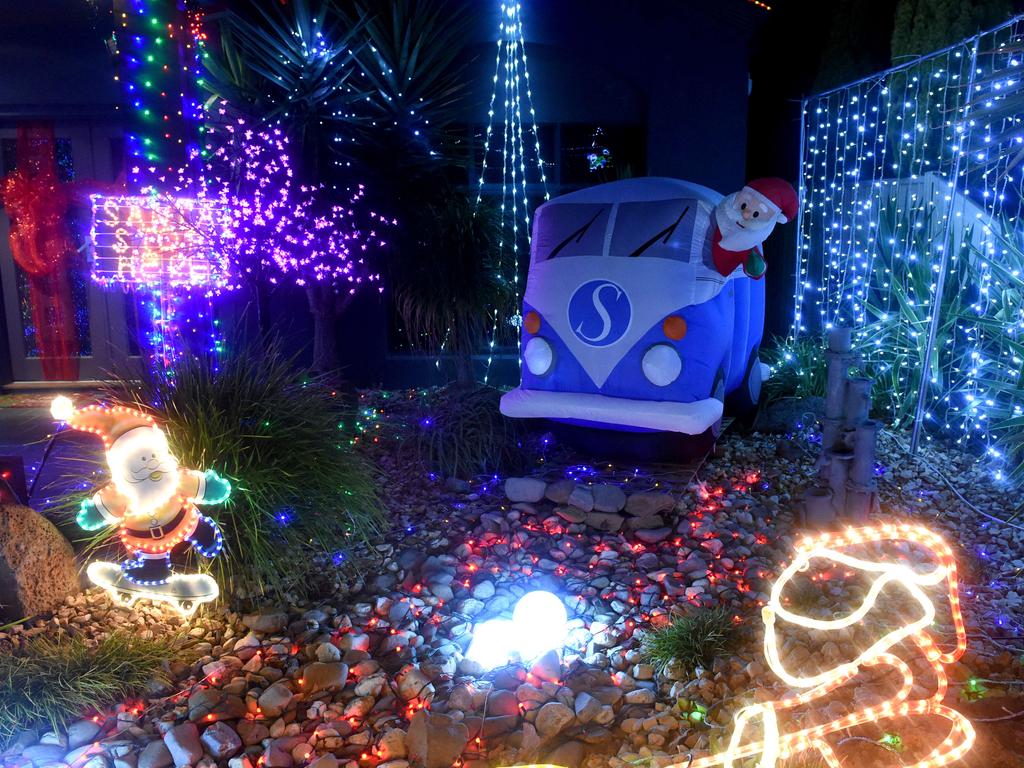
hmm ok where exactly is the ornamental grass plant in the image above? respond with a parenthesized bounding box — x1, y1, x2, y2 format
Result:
(393, 385, 533, 480)
(0, 633, 172, 748)
(640, 607, 739, 675)
(392, 191, 514, 388)
(100, 337, 384, 600)
(762, 334, 829, 403)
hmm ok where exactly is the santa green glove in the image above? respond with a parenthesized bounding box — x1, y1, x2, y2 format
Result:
(76, 499, 108, 531)
(199, 469, 232, 505)
(744, 250, 767, 279)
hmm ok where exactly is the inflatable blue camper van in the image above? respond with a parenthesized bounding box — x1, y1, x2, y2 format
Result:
(500, 177, 768, 449)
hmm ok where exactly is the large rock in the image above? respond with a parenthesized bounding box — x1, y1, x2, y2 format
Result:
(545, 479, 575, 504)
(406, 711, 468, 768)
(188, 689, 246, 722)
(0, 504, 79, 619)
(67, 719, 101, 749)
(377, 729, 407, 761)
(20, 744, 68, 765)
(624, 492, 675, 518)
(504, 477, 547, 503)
(625, 514, 665, 530)
(573, 692, 601, 724)
(138, 740, 174, 768)
(535, 702, 574, 739)
(237, 720, 269, 746)
(591, 484, 626, 513)
(634, 527, 672, 544)
(257, 682, 294, 717)
(566, 486, 594, 513)
(200, 722, 242, 759)
(545, 740, 585, 767)
(300, 662, 348, 694)
(396, 664, 435, 702)
(584, 512, 623, 532)
(241, 612, 288, 633)
(554, 506, 586, 524)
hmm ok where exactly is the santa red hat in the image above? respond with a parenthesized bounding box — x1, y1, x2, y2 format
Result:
(744, 177, 798, 224)
(51, 396, 157, 449)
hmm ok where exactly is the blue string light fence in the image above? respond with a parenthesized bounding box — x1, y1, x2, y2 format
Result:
(793, 15, 1024, 482)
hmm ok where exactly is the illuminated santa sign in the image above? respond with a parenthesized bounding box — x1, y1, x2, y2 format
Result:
(89, 194, 232, 288)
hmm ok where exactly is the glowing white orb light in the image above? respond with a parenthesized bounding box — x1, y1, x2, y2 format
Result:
(511, 590, 568, 661)
(465, 618, 515, 669)
(464, 591, 570, 671)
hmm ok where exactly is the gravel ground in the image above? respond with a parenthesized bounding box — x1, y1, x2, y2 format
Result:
(3, 396, 1023, 768)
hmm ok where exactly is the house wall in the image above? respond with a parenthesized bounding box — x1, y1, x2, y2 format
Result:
(497, 0, 756, 187)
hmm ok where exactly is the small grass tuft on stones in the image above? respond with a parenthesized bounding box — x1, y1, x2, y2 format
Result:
(640, 607, 739, 674)
(0, 632, 173, 748)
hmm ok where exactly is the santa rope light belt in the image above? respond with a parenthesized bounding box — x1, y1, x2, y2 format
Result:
(51, 396, 230, 615)
(502, 523, 974, 768)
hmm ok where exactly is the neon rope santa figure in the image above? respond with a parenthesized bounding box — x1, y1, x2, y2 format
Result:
(51, 396, 230, 614)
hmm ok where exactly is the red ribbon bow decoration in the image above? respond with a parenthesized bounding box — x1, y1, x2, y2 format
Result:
(0, 123, 80, 380)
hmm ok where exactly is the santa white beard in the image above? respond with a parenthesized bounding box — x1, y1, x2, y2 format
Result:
(113, 458, 180, 514)
(715, 194, 777, 252)
(107, 427, 181, 514)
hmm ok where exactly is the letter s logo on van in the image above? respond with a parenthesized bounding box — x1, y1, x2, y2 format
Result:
(567, 280, 631, 347)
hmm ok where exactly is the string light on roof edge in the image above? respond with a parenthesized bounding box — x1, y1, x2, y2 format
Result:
(792, 15, 1024, 469)
(475, 1, 549, 384)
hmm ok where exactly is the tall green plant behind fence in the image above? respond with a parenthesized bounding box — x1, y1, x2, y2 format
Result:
(793, 14, 1024, 481)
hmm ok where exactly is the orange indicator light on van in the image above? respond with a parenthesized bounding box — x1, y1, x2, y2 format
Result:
(663, 315, 687, 340)
(524, 311, 541, 335)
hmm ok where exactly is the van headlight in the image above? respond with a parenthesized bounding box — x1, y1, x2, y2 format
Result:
(642, 344, 682, 386)
(524, 337, 554, 375)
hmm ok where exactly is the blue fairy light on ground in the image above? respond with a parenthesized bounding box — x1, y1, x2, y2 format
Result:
(564, 463, 599, 480)
(275, 507, 295, 526)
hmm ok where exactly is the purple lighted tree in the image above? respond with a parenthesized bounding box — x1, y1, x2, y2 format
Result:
(170, 119, 393, 372)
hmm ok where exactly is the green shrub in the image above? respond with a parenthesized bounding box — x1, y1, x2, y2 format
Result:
(105, 338, 384, 599)
(392, 191, 513, 388)
(0, 633, 172, 748)
(762, 334, 829, 403)
(403, 386, 533, 479)
(640, 607, 739, 674)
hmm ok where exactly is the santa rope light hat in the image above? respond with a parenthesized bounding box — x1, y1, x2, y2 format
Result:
(50, 395, 157, 448)
(743, 177, 798, 224)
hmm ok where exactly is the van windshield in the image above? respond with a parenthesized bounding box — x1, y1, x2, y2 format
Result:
(533, 198, 706, 263)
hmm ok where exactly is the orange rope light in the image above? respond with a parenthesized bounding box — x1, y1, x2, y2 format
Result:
(682, 522, 973, 768)
(502, 523, 974, 768)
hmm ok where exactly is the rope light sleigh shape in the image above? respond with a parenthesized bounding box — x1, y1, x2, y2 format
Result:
(510, 523, 975, 768)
